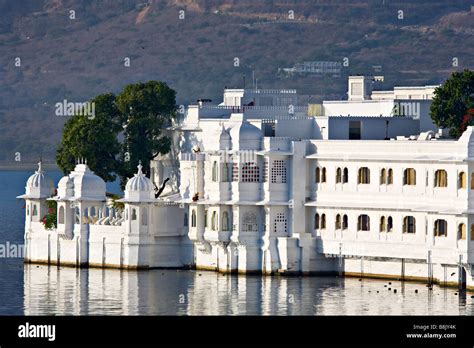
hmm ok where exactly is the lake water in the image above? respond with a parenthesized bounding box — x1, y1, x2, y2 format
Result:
(1, 170, 474, 315)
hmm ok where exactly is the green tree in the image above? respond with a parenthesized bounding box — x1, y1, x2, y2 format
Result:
(430, 70, 474, 138)
(116, 81, 176, 187)
(56, 93, 122, 182)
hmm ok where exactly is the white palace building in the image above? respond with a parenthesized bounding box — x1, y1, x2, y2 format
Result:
(18, 76, 474, 290)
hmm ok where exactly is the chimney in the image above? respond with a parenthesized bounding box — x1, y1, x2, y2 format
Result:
(348, 75, 373, 101)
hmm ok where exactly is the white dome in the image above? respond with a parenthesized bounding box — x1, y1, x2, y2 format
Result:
(57, 175, 74, 199)
(124, 163, 155, 202)
(229, 120, 262, 150)
(70, 163, 106, 201)
(25, 162, 55, 199)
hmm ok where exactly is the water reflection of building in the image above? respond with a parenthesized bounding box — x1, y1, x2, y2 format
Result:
(24, 264, 473, 315)
(23, 264, 193, 315)
(185, 272, 319, 315)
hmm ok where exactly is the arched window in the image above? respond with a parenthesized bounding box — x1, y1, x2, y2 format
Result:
(222, 163, 231, 182)
(212, 161, 219, 182)
(242, 212, 257, 232)
(131, 209, 137, 220)
(191, 209, 196, 227)
(90, 206, 96, 217)
(458, 223, 466, 240)
(471, 173, 474, 189)
(343, 168, 349, 183)
(387, 216, 393, 232)
(315, 167, 321, 183)
(380, 168, 387, 185)
(32, 204, 38, 216)
(342, 214, 349, 230)
(141, 208, 148, 226)
(379, 216, 386, 232)
(184, 212, 188, 227)
(204, 209, 208, 228)
(335, 214, 341, 229)
(58, 206, 65, 224)
(342, 215, 348, 230)
(434, 170, 447, 187)
(403, 168, 416, 185)
(387, 168, 393, 185)
(241, 162, 260, 182)
(459, 172, 467, 189)
(358, 214, 370, 231)
(222, 212, 229, 231)
(434, 219, 447, 237)
(358, 167, 370, 184)
(336, 167, 342, 183)
(273, 213, 287, 234)
(211, 211, 218, 231)
(321, 168, 327, 183)
(403, 216, 416, 234)
(26, 205, 30, 216)
(314, 213, 320, 229)
(471, 224, 474, 241)
(320, 213, 326, 229)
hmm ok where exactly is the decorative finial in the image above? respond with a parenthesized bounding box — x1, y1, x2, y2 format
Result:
(137, 160, 143, 174)
(37, 160, 43, 173)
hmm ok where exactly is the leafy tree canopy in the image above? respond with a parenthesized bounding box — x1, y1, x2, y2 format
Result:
(56, 82, 176, 188)
(56, 93, 121, 182)
(430, 69, 474, 138)
(116, 81, 176, 188)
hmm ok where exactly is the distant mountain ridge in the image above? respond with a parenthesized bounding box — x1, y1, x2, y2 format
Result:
(0, 0, 473, 164)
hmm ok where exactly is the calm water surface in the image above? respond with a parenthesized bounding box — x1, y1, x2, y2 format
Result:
(1, 170, 474, 315)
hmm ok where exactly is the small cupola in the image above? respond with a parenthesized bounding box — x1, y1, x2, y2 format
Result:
(21, 161, 55, 199)
(124, 162, 155, 202)
(70, 159, 106, 201)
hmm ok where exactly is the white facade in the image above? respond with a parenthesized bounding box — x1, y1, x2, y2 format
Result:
(20, 77, 474, 290)
(176, 114, 474, 288)
(19, 161, 192, 269)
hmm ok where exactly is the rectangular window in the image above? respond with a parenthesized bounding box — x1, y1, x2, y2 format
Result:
(262, 122, 276, 137)
(271, 160, 287, 184)
(349, 121, 361, 140)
